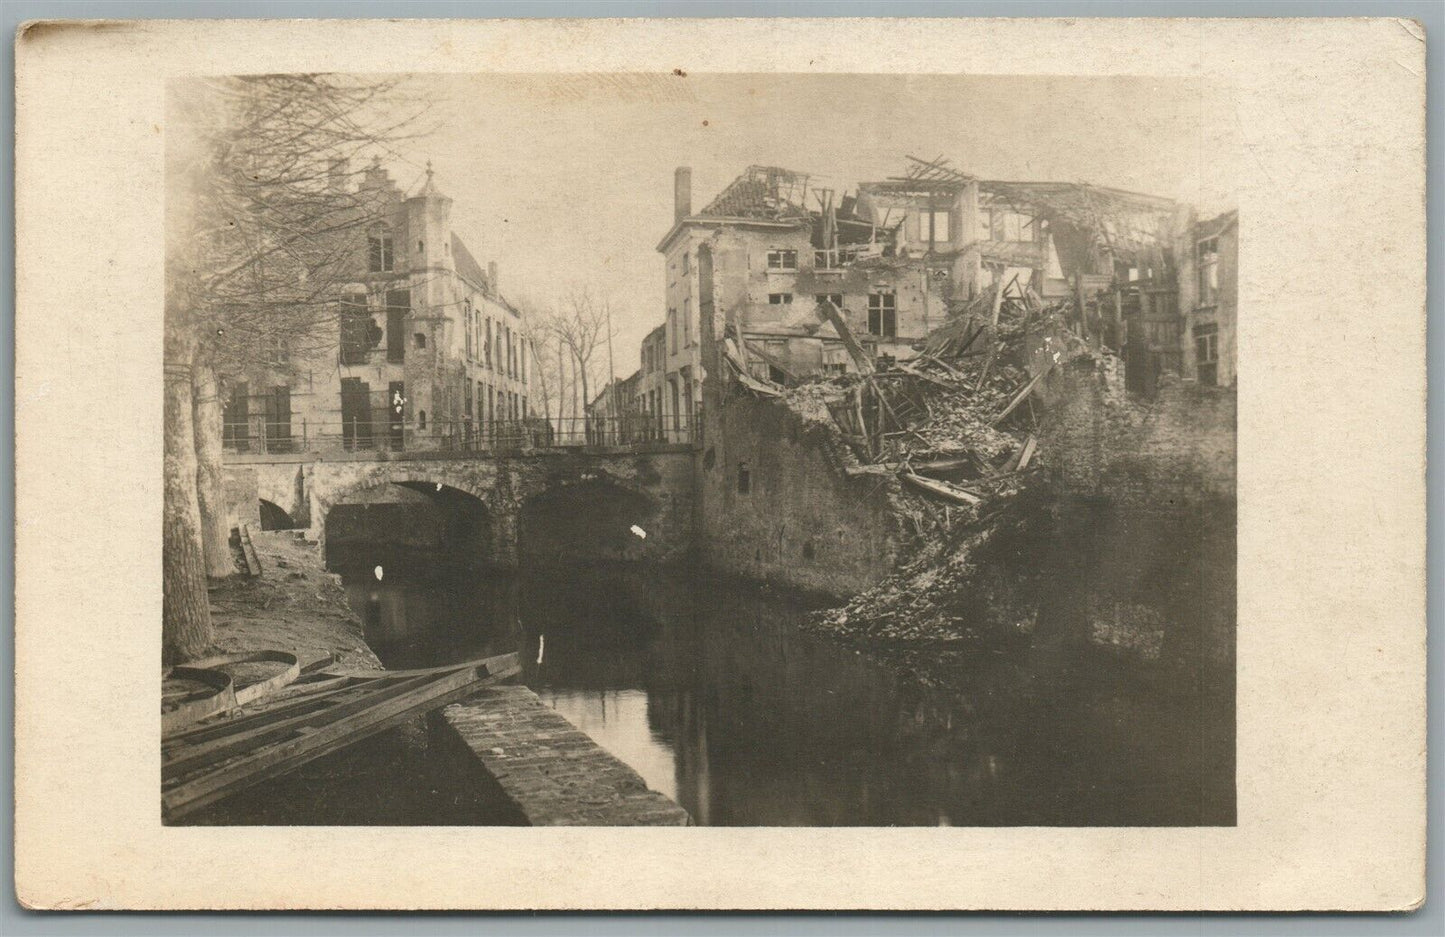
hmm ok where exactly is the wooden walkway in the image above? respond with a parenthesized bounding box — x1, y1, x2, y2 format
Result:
(440, 687, 691, 826)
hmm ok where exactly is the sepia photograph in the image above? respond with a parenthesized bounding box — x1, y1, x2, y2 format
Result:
(14, 14, 1426, 911)
(161, 71, 1237, 828)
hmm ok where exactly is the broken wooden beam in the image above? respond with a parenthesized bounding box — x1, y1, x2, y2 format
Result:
(817, 299, 874, 374)
(993, 366, 1051, 425)
(1016, 434, 1038, 471)
(901, 472, 983, 505)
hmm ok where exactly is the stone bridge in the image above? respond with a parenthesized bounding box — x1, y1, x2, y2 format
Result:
(223, 445, 697, 566)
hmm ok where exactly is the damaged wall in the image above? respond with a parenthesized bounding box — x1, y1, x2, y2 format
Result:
(698, 388, 903, 597)
(1038, 358, 1236, 677)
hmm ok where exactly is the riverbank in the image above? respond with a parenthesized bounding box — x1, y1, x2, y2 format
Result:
(207, 529, 382, 670)
(179, 530, 523, 825)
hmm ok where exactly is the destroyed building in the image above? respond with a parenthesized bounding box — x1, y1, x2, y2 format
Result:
(222, 160, 538, 456)
(677, 157, 1237, 669)
(652, 158, 1234, 405)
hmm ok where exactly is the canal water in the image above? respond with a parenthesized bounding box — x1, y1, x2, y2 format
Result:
(335, 550, 1234, 827)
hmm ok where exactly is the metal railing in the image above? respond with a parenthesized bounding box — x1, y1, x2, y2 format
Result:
(222, 415, 697, 456)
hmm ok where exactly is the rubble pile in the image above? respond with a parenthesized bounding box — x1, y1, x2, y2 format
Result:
(744, 283, 1108, 646)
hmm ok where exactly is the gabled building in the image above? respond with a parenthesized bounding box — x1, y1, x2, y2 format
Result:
(222, 159, 537, 455)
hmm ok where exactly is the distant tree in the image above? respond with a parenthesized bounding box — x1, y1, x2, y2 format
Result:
(541, 288, 615, 441)
(164, 75, 421, 662)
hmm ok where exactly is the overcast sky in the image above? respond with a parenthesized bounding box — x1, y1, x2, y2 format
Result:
(377, 73, 1238, 379)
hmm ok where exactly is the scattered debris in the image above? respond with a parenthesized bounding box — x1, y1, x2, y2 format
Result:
(721, 272, 1115, 646)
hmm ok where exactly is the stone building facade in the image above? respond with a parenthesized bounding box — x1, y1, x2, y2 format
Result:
(222, 160, 537, 456)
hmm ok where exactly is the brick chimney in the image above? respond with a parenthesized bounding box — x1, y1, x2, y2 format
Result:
(674, 166, 692, 223)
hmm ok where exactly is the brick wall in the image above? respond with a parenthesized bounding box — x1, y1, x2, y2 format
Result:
(1038, 357, 1236, 675)
(698, 388, 902, 598)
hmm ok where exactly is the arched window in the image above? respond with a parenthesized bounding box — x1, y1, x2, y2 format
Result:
(417, 409, 427, 430)
(368, 224, 394, 272)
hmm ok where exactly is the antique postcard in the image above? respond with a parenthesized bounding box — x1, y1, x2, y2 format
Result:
(13, 17, 1426, 910)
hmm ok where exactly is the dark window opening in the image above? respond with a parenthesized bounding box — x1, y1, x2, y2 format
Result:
(815, 293, 843, 308)
(414, 332, 427, 349)
(367, 226, 394, 272)
(766, 249, 798, 271)
(385, 290, 409, 363)
(1193, 322, 1220, 387)
(802, 540, 816, 561)
(418, 409, 427, 430)
(768, 293, 793, 305)
(263, 385, 292, 452)
(1198, 237, 1220, 306)
(340, 294, 377, 365)
(868, 292, 897, 338)
(340, 377, 373, 450)
(737, 461, 751, 494)
(223, 382, 250, 452)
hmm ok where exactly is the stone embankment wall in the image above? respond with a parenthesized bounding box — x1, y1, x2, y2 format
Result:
(697, 389, 902, 597)
(1038, 358, 1236, 675)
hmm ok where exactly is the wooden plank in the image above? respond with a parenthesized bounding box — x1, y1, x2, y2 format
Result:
(163, 673, 443, 778)
(975, 341, 1002, 392)
(238, 524, 262, 577)
(843, 463, 894, 477)
(735, 370, 784, 398)
(989, 278, 1005, 328)
(993, 368, 1049, 426)
(165, 655, 519, 749)
(900, 472, 982, 505)
(319, 653, 518, 681)
(816, 299, 873, 374)
(163, 665, 508, 820)
(184, 650, 302, 707)
(1016, 434, 1038, 471)
(162, 668, 236, 735)
(163, 677, 371, 746)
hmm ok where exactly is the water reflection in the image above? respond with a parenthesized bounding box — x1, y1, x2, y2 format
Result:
(335, 553, 1232, 826)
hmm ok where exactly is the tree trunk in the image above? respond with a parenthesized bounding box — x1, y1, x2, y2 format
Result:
(164, 329, 214, 663)
(192, 355, 234, 579)
(577, 353, 591, 445)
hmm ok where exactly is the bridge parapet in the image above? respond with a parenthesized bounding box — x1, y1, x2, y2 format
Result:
(225, 445, 697, 568)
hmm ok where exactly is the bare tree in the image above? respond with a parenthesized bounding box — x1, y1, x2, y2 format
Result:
(164, 74, 422, 662)
(541, 287, 614, 441)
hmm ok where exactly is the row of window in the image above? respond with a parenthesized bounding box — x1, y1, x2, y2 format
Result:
(760, 291, 898, 338)
(462, 300, 527, 382)
(462, 378, 528, 424)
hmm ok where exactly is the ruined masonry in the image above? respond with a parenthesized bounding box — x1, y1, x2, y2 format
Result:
(442, 688, 691, 826)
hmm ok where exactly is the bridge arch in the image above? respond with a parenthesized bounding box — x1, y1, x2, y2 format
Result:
(317, 470, 504, 567)
(518, 473, 663, 564)
(258, 498, 300, 531)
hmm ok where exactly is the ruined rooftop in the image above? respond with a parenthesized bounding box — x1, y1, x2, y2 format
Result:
(697, 165, 813, 221)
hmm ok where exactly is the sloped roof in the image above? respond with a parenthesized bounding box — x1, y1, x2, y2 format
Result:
(1196, 209, 1238, 240)
(698, 165, 812, 221)
(451, 233, 489, 291)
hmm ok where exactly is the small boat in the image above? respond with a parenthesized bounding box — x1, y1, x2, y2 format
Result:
(161, 652, 520, 820)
